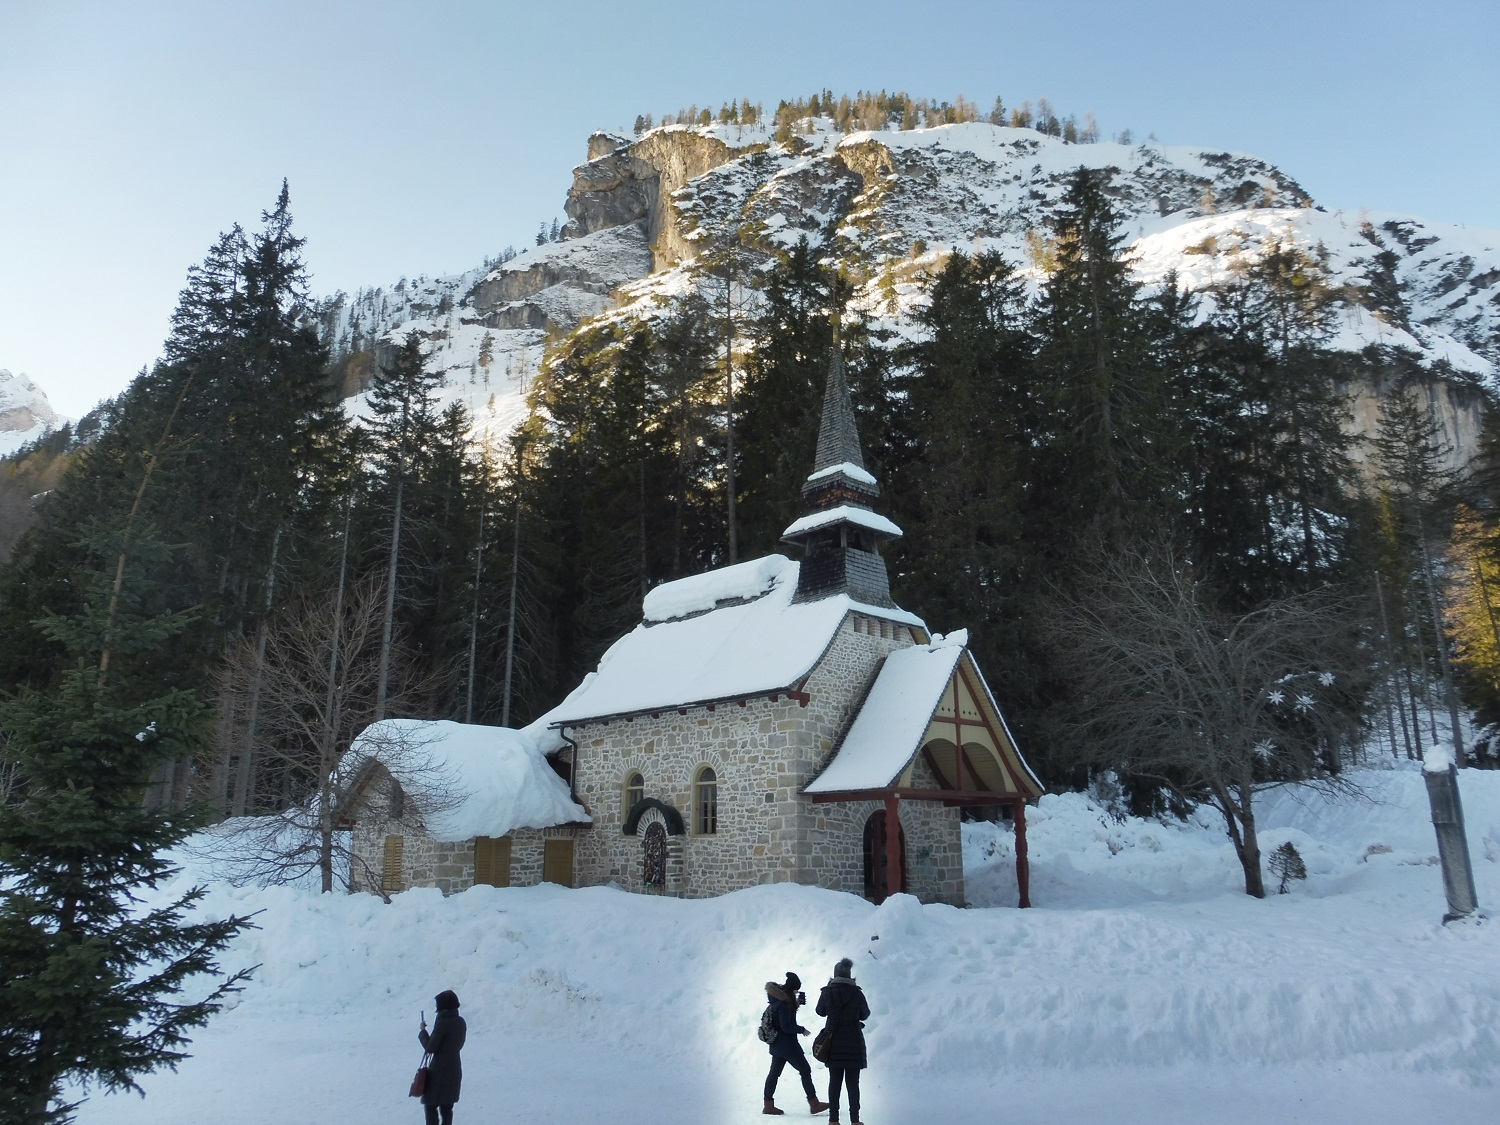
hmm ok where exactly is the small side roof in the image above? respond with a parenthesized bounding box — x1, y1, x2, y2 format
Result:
(544, 554, 924, 728)
(805, 636, 965, 794)
(805, 631, 1043, 799)
(348, 718, 588, 840)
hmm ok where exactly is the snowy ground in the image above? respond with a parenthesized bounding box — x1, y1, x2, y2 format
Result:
(75, 761, 1500, 1124)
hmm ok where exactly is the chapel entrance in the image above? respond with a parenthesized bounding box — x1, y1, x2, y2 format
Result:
(862, 809, 907, 902)
(643, 821, 668, 891)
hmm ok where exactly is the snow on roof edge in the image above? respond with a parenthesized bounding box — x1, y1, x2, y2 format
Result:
(782, 505, 903, 540)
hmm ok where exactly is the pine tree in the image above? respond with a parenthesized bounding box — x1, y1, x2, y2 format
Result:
(735, 240, 836, 555)
(0, 521, 252, 1121)
(1268, 841, 1308, 893)
(887, 251, 1032, 637)
(365, 332, 442, 719)
(1030, 168, 1182, 552)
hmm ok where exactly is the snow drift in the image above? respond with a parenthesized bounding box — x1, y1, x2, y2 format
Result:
(72, 761, 1500, 1125)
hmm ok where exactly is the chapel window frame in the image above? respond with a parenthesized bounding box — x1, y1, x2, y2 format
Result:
(694, 765, 719, 836)
(624, 771, 645, 816)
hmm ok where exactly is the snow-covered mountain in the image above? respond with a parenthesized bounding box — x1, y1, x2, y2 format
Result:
(313, 118, 1500, 463)
(0, 369, 63, 459)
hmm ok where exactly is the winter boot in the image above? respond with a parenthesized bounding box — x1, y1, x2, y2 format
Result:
(763, 1099, 784, 1116)
(808, 1097, 830, 1114)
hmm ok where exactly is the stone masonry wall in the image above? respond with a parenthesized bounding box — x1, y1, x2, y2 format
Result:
(569, 612, 963, 903)
(348, 769, 553, 895)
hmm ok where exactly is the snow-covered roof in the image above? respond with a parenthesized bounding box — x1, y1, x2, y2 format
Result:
(782, 505, 903, 540)
(544, 555, 924, 727)
(805, 635, 967, 794)
(348, 719, 588, 840)
(641, 554, 790, 623)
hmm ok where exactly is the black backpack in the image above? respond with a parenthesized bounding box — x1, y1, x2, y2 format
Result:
(757, 1002, 779, 1044)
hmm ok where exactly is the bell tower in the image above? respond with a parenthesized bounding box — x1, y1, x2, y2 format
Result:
(780, 346, 902, 606)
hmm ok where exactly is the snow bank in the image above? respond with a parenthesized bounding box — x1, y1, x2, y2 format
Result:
(348, 719, 586, 839)
(73, 763, 1500, 1125)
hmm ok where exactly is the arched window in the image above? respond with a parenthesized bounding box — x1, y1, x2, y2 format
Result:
(624, 771, 645, 815)
(694, 766, 718, 835)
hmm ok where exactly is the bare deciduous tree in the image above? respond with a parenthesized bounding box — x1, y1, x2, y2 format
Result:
(1041, 541, 1365, 897)
(206, 577, 447, 891)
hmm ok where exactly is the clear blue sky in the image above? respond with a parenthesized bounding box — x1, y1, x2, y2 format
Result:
(2, 0, 1495, 418)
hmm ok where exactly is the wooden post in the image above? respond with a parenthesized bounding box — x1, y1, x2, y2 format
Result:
(1014, 799, 1031, 909)
(884, 794, 902, 899)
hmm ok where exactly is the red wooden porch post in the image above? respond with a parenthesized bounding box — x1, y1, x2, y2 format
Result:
(1014, 798, 1031, 908)
(884, 793, 902, 899)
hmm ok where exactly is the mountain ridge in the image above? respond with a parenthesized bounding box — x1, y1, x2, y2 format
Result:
(313, 117, 1498, 462)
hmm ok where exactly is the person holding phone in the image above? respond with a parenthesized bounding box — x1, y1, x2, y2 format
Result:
(417, 990, 467, 1125)
(761, 971, 829, 1116)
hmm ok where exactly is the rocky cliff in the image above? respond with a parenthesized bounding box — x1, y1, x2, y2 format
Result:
(312, 115, 1499, 464)
(0, 370, 62, 460)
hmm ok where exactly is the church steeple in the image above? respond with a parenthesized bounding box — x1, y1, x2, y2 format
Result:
(781, 346, 902, 607)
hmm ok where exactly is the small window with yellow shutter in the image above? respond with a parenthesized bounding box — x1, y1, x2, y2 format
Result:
(473, 835, 512, 887)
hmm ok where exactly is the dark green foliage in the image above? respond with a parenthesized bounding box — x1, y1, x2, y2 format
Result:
(0, 185, 341, 706)
(1030, 169, 1185, 550)
(0, 521, 252, 1121)
(735, 239, 837, 555)
(883, 250, 1037, 705)
(1269, 841, 1308, 893)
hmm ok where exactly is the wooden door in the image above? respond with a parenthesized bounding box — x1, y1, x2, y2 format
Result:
(542, 837, 575, 887)
(861, 811, 906, 902)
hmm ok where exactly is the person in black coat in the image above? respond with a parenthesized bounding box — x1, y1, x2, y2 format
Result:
(815, 959, 870, 1125)
(418, 989, 467, 1125)
(762, 972, 830, 1116)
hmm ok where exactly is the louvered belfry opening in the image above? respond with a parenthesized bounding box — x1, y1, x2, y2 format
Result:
(781, 346, 902, 606)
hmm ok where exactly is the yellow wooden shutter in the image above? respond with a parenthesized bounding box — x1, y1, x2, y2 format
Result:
(474, 836, 513, 887)
(542, 838, 574, 887)
(381, 835, 404, 894)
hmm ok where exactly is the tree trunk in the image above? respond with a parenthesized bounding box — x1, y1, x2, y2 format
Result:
(232, 527, 282, 816)
(465, 504, 485, 724)
(1419, 531, 1465, 766)
(318, 501, 352, 893)
(502, 491, 521, 728)
(1215, 780, 1265, 898)
(375, 474, 404, 721)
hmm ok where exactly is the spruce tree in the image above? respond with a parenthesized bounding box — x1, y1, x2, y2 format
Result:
(735, 239, 836, 555)
(0, 524, 252, 1122)
(1030, 168, 1182, 554)
(364, 332, 442, 720)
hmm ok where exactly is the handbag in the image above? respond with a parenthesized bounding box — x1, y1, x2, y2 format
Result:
(811, 1026, 832, 1063)
(409, 1052, 431, 1097)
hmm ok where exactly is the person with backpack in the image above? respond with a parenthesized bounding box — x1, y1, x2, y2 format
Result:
(815, 959, 870, 1125)
(760, 971, 830, 1116)
(418, 989, 467, 1125)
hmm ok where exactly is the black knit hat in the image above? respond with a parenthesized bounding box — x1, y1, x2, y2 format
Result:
(783, 972, 801, 992)
(434, 990, 460, 1011)
(834, 958, 854, 980)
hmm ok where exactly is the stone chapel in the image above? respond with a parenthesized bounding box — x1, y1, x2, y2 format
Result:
(344, 348, 1042, 906)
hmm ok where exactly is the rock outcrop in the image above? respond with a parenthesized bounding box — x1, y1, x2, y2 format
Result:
(0, 370, 62, 459)
(563, 127, 749, 270)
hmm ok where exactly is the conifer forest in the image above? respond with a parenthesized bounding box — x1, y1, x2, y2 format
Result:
(5, 163, 1500, 834)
